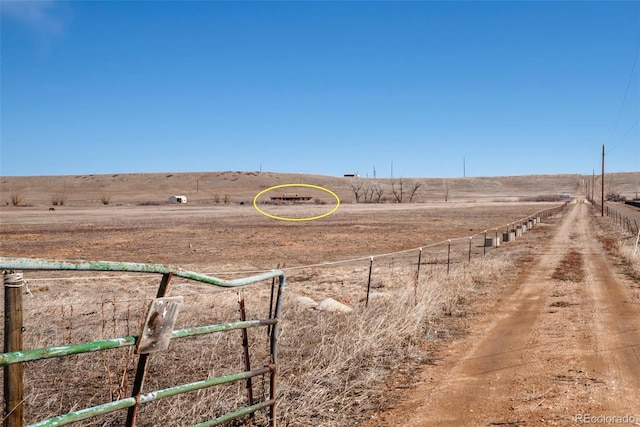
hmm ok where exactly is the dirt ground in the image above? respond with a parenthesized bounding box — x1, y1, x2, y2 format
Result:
(0, 201, 555, 272)
(1, 198, 639, 426)
(362, 202, 640, 426)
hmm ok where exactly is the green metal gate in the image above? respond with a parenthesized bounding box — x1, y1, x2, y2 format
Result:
(0, 257, 285, 427)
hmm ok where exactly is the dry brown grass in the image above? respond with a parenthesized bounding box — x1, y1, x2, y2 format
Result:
(3, 171, 638, 207)
(276, 255, 511, 426)
(3, 250, 513, 426)
(615, 239, 640, 281)
(0, 177, 565, 425)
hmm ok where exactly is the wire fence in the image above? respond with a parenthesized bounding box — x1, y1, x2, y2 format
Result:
(1, 202, 569, 426)
(590, 199, 639, 235)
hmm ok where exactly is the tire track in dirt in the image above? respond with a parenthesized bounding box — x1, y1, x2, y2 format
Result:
(363, 202, 640, 426)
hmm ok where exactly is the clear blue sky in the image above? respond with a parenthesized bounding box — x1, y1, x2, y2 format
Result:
(1, 1, 638, 178)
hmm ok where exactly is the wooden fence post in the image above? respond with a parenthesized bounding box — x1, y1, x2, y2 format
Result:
(4, 270, 25, 427)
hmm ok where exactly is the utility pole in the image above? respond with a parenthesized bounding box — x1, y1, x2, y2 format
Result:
(592, 169, 594, 203)
(373, 165, 376, 179)
(601, 145, 605, 217)
(391, 161, 393, 179)
(463, 156, 466, 178)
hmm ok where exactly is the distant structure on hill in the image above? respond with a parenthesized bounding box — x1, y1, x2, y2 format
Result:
(270, 193, 312, 203)
(169, 195, 187, 203)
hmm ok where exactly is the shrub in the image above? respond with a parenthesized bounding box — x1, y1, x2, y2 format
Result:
(10, 189, 23, 206)
(100, 191, 112, 205)
(51, 193, 67, 206)
(606, 192, 626, 202)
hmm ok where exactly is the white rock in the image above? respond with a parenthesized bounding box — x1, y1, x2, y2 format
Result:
(316, 298, 353, 313)
(367, 292, 386, 300)
(291, 296, 318, 309)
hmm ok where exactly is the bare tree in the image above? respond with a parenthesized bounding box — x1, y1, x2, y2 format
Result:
(408, 181, 422, 203)
(443, 179, 450, 202)
(349, 178, 365, 203)
(374, 183, 384, 203)
(363, 184, 375, 203)
(391, 178, 405, 203)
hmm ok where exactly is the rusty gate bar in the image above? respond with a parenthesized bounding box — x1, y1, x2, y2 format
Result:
(270, 275, 284, 364)
(126, 272, 173, 426)
(0, 257, 285, 427)
(238, 290, 255, 412)
(267, 270, 277, 339)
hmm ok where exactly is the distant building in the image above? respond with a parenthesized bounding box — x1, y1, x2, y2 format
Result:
(169, 195, 187, 203)
(270, 193, 312, 203)
(343, 173, 359, 177)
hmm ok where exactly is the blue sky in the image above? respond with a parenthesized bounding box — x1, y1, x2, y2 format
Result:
(1, 1, 638, 178)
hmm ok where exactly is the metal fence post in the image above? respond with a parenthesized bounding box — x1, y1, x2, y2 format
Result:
(414, 248, 422, 305)
(365, 257, 374, 307)
(483, 230, 487, 256)
(4, 270, 24, 427)
(447, 240, 451, 274)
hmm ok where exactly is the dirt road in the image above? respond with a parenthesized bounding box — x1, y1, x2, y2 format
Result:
(366, 202, 640, 426)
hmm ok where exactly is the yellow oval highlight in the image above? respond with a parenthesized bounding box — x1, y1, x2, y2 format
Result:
(253, 184, 340, 222)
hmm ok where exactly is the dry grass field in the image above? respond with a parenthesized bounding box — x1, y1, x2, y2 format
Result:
(2, 171, 639, 208)
(1, 171, 639, 426)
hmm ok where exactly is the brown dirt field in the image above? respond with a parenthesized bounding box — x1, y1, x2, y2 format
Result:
(1, 171, 639, 426)
(0, 202, 558, 272)
(362, 202, 640, 426)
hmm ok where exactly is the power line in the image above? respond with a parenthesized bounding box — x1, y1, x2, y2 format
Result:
(606, 40, 640, 146)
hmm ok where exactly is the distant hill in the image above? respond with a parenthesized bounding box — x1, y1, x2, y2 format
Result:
(1, 171, 638, 207)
